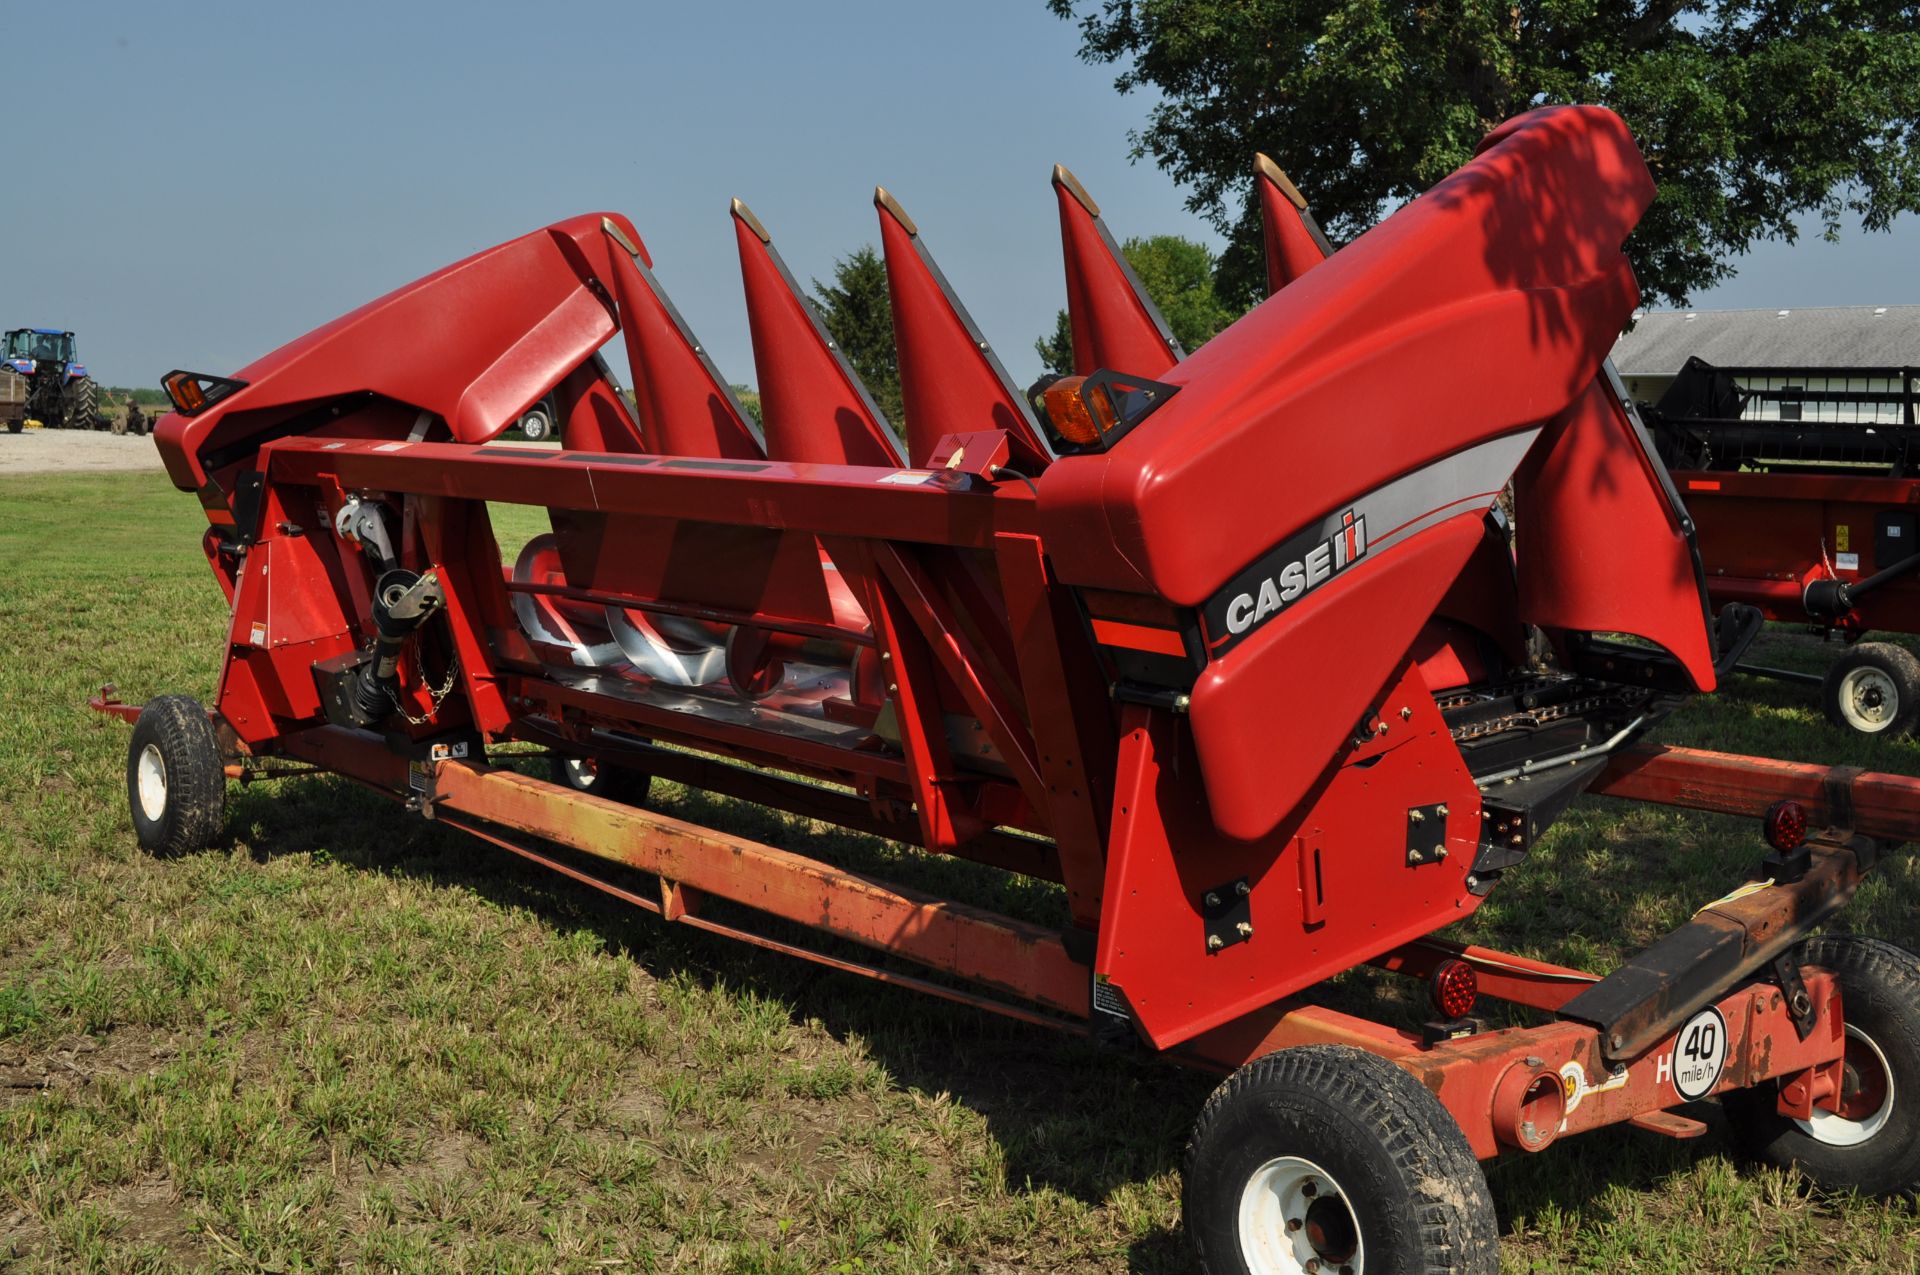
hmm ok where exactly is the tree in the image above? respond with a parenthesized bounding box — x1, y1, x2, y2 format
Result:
(810, 245, 905, 431)
(1035, 233, 1242, 375)
(1046, 1, 1920, 308)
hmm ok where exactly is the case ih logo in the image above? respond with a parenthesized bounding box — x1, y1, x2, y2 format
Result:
(1206, 509, 1367, 654)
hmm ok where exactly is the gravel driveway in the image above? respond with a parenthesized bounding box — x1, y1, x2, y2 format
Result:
(0, 430, 559, 477)
(0, 430, 165, 476)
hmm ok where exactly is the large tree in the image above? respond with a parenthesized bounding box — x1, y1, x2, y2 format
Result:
(810, 245, 905, 430)
(1047, 1, 1920, 308)
(1035, 232, 1242, 374)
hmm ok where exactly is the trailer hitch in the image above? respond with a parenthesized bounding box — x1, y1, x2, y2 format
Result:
(1558, 829, 1875, 1068)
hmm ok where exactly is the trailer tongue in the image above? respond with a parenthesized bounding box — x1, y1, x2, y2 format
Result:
(102, 105, 1920, 1272)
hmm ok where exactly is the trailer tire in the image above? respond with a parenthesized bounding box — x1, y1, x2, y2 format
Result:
(5, 419, 19, 434)
(1723, 934, 1920, 1196)
(1184, 1044, 1498, 1275)
(1822, 643, 1920, 736)
(551, 755, 651, 806)
(126, 696, 226, 854)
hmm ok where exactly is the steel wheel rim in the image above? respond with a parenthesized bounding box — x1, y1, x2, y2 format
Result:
(521, 410, 549, 440)
(1840, 666, 1899, 732)
(136, 743, 168, 823)
(1796, 1023, 1896, 1146)
(1237, 1154, 1364, 1275)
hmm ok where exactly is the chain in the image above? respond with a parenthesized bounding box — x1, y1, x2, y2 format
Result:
(385, 633, 463, 726)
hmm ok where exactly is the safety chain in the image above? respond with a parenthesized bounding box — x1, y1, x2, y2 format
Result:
(386, 634, 463, 726)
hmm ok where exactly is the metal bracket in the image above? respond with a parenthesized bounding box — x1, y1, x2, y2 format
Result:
(1772, 953, 1818, 1041)
(1201, 877, 1253, 954)
(1405, 803, 1450, 866)
(334, 494, 399, 572)
(1824, 764, 1864, 832)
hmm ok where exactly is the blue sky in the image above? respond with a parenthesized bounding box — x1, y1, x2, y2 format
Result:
(13, 0, 1918, 389)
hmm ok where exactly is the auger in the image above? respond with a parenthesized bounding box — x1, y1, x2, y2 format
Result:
(95, 105, 1920, 1273)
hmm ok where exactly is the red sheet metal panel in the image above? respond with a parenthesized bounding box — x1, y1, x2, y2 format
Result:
(732, 200, 904, 468)
(1256, 154, 1328, 295)
(154, 213, 640, 492)
(1036, 105, 1652, 606)
(874, 189, 1053, 470)
(1679, 470, 1920, 634)
(1514, 378, 1717, 689)
(1098, 657, 1484, 1049)
(1050, 164, 1181, 377)
(1188, 513, 1491, 841)
(601, 220, 765, 460)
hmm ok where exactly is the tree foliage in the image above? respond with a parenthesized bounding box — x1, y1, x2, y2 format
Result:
(1035, 233, 1242, 374)
(810, 245, 905, 430)
(1047, 1, 1920, 308)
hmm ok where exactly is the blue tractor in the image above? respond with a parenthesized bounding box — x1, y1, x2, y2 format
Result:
(3, 328, 102, 431)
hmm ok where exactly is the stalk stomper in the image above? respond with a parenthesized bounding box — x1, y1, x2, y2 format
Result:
(101, 106, 1920, 1272)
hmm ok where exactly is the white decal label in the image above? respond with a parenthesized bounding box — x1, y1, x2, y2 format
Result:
(1558, 1060, 1628, 1115)
(878, 470, 936, 485)
(1836, 552, 1860, 571)
(373, 441, 411, 452)
(1671, 1007, 1729, 1100)
(248, 621, 267, 646)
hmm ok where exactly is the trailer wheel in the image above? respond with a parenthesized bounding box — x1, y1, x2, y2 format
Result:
(126, 696, 226, 854)
(1723, 935, 1920, 1196)
(1822, 643, 1920, 735)
(1184, 1045, 1498, 1275)
(551, 755, 652, 806)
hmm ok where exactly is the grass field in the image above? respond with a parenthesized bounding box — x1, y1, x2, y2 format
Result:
(3, 469, 1920, 1273)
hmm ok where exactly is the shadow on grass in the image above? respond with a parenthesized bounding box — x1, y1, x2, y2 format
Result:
(219, 772, 1210, 1270)
(205, 624, 1920, 1268)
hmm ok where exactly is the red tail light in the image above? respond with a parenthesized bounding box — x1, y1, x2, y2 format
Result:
(1431, 958, 1478, 1020)
(1764, 800, 1808, 853)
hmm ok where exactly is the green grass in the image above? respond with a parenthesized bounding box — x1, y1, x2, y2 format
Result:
(2, 470, 1919, 1272)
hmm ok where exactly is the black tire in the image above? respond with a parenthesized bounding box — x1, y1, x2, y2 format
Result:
(1723, 934, 1920, 1195)
(5, 419, 20, 434)
(1184, 1045, 1498, 1275)
(518, 402, 554, 442)
(126, 695, 226, 854)
(1822, 642, 1920, 736)
(550, 754, 651, 806)
(61, 376, 97, 432)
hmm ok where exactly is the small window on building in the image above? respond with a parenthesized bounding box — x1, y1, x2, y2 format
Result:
(1779, 386, 1803, 422)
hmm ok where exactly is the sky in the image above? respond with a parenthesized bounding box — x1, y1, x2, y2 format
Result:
(11, 0, 1919, 391)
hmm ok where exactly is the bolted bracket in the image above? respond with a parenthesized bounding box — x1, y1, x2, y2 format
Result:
(1772, 952, 1819, 1041)
(1405, 802, 1451, 867)
(1201, 877, 1253, 955)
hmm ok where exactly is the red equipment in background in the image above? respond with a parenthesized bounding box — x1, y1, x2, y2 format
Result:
(1647, 358, 1920, 735)
(99, 106, 1920, 1273)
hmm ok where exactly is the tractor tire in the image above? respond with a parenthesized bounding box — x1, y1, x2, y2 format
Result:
(550, 754, 652, 806)
(126, 695, 226, 855)
(1184, 1044, 1498, 1275)
(61, 377, 98, 432)
(1723, 934, 1920, 1196)
(1822, 643, 1920, 736)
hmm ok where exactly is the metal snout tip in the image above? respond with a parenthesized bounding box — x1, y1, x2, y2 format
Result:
(1051, 163, 1100, 216)
(873, 186, 918, 236)
(730, 197, 771, 243)
(1254, 152, 1310, 211)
